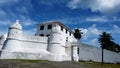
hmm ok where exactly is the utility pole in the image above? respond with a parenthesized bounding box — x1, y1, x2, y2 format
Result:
(101, 48, 104, 66)
(71, 46, 74, 61)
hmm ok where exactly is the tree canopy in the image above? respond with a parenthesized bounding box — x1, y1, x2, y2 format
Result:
(98, 32, 120, 53)
(73, 28, 83, 40)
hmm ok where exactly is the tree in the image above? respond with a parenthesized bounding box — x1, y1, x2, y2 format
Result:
(98, 32, 120, 52)
(115, 44, 120, 53)
(72, 28, 83, 61)
(98, 32, 113, 66)
(73, 28, 83, 40)
(98, 32, 113, 49)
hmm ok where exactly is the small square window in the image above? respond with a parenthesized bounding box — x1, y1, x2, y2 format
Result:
(40, 25, 44, 30)
(48, 24, 52, 29)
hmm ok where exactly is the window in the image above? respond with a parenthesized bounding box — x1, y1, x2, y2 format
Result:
(61, 26, 63, 31)
(66, 29, 68, 34)
(40, 25, 44, 30)
(48, 24, 52, 29)
(66, 37, 68, 42)
(47, 34, 50, 37)
(69, 32, 71, 36)
(40, 34, 44, 36)
(77, 48, 79, 54)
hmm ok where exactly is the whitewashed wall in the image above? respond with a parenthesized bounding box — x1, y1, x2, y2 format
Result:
(36, 24, 53, 36)
(0, 34, 7, 50)
(78, 43, 120, 63)
(2, 34, 48, 52)
(1, 50, 71, 61)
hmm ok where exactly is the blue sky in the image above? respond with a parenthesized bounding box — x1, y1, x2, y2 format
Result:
(0, 0, 120, 47)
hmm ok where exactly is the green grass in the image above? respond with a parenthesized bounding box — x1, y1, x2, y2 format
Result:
(79, 61, 120, 68)
(1, 59, 49, 62)
(0, 59, 120, 68)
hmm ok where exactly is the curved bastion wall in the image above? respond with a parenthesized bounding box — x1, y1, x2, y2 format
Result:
(1, 30, 71, 61)
(0, 34, 7, 50)
(3, 32, 48, 52)
(0, 20, 72, 61)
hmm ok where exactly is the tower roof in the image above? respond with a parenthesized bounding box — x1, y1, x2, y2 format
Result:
(10, 20, 22, 30)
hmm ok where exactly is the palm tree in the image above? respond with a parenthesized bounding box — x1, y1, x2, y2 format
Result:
(98, 32, 113, 66)
(72, 28, 83, 61)
(73, 28, 83, 40)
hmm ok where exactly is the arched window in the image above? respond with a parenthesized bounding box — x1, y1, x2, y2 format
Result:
(40, 34, 44, 36)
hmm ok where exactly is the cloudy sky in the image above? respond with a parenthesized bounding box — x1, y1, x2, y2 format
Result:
(0, 0, 120, 47)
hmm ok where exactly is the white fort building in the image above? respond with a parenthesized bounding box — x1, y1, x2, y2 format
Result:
(0, 20, 120, 63)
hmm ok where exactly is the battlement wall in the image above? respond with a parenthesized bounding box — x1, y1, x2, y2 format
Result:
(21, 35, 48, 43)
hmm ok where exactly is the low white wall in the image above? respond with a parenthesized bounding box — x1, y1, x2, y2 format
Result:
(21, 35, 48, 43)
(79, 43, 120, 63)
(1, 50, 51, 60)
(2, 34, 48, 52)
(0, 50, 71, 61)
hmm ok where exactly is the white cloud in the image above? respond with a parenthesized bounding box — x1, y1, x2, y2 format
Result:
(67, 0, 120, 15)
(0, 20, 12, 25)
(80, 24, 101, 40)
(79, 24, 103, 47)
(89, 38, 100, 47)
(16, 15, 36, 26)
(67, 0, 81, 9)
(22, 19, 34, 26)
(89, 24, 101, 35)
(85, 16, 120, 22)
(79, 24, 120, 47)
(112, 25, 120, 34)
(86, 16, 108, 22)
(0, 0, 19, 5)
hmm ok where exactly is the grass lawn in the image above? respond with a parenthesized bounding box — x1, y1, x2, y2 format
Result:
(0, 59, 119, 68)
(79, 61, 120, 68)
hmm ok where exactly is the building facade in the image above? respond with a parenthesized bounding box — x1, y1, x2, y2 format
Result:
(0, 20, 79, 61)
(0, 20, 120, 63)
